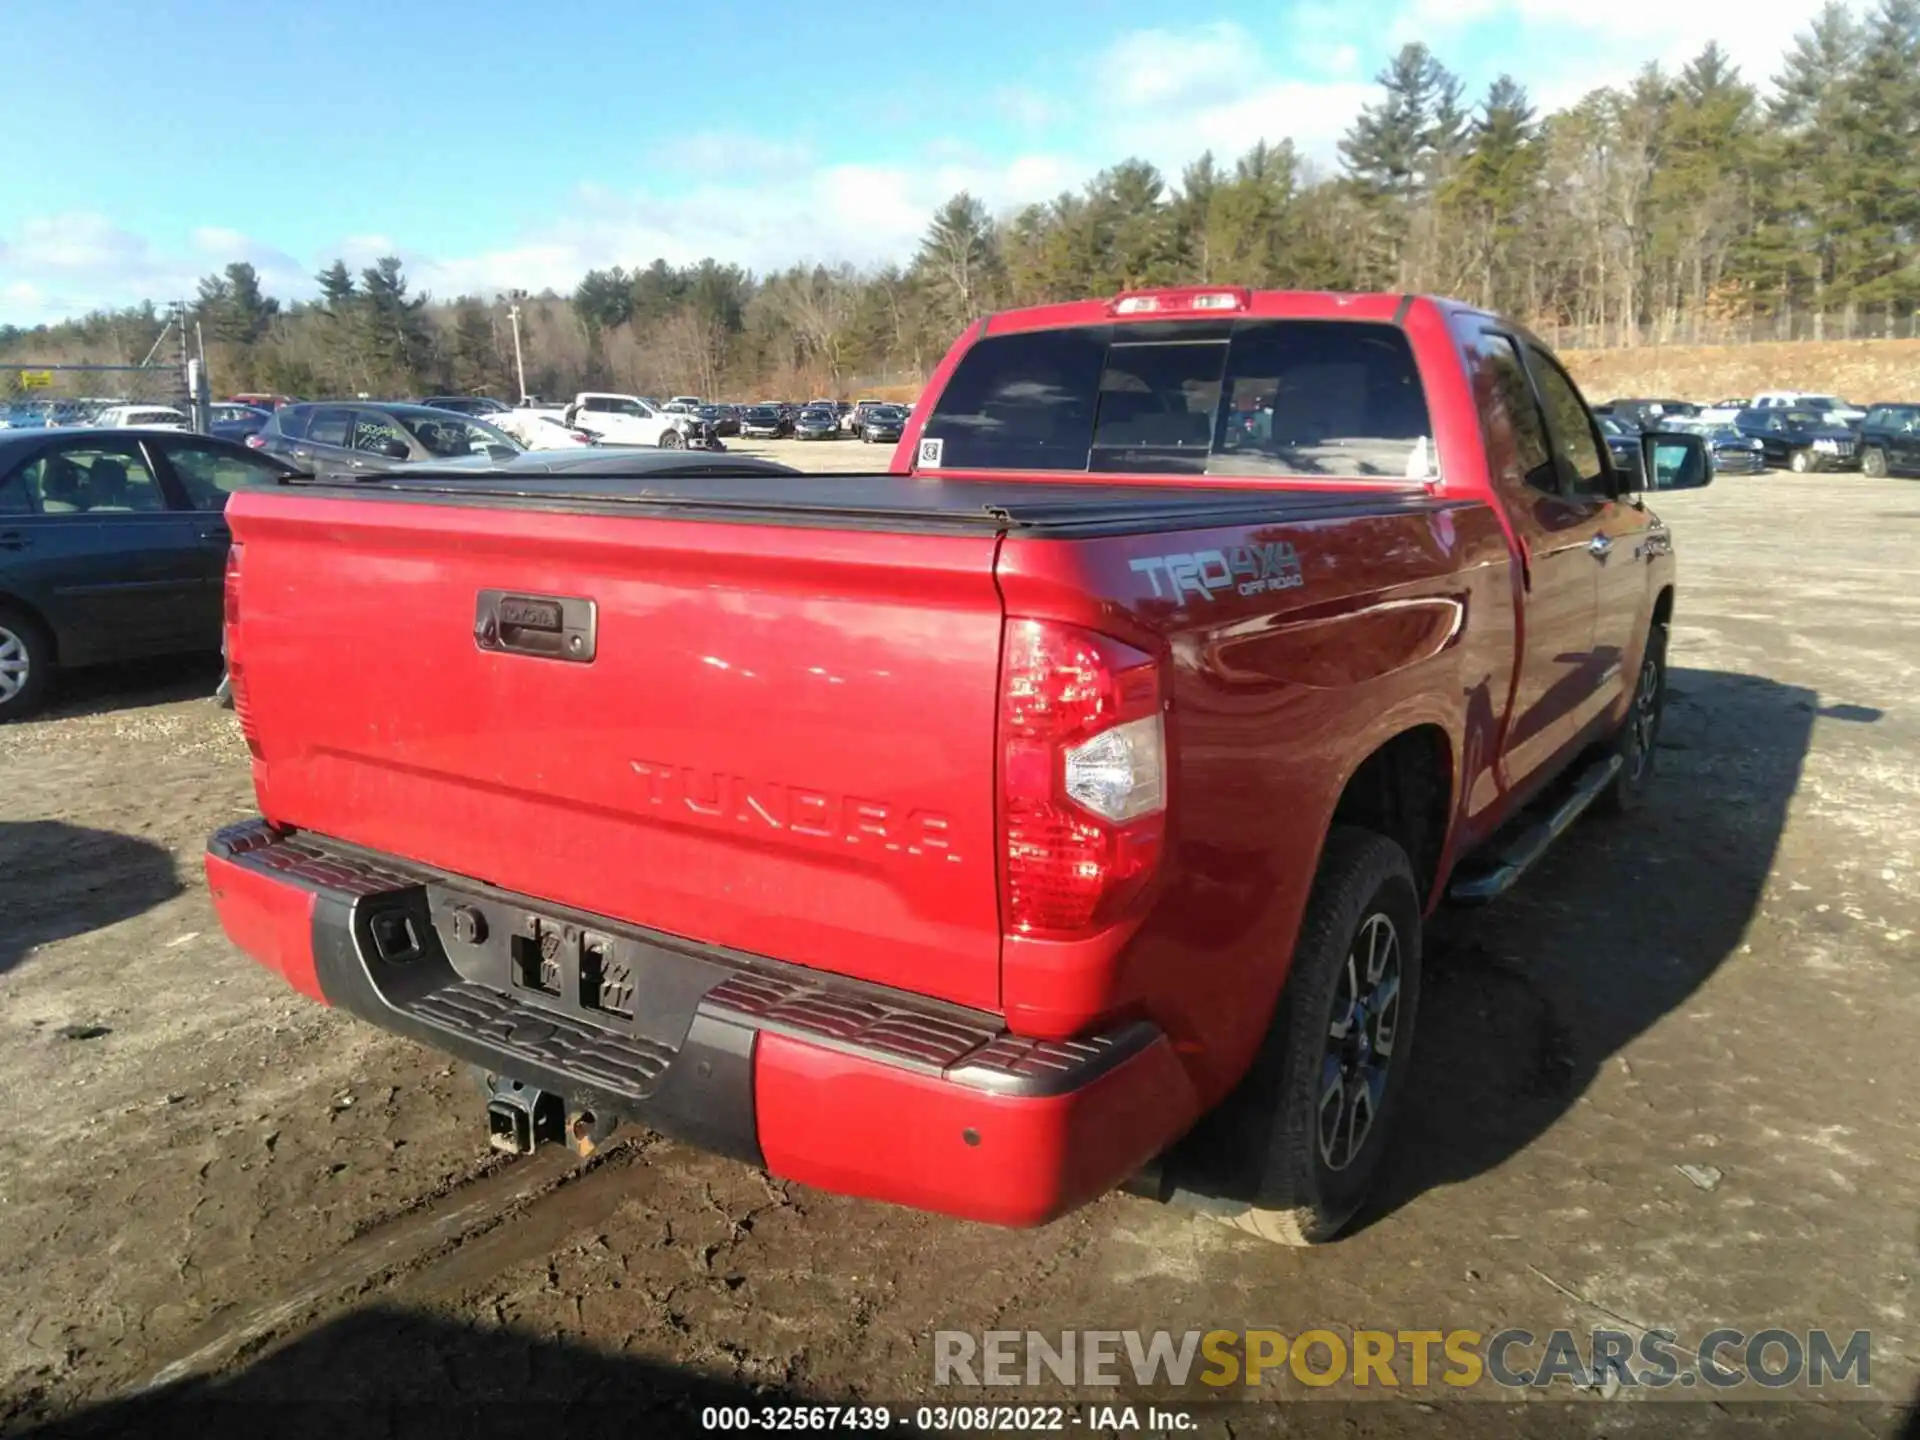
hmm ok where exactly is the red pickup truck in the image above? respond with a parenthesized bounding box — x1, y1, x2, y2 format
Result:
(207, 288, 1709, 1243)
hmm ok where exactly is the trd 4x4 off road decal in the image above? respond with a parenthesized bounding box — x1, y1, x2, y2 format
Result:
(1130, 542, 1304, 602)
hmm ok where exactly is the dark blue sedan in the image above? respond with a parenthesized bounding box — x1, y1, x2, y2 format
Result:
(0, 428, 296, 718)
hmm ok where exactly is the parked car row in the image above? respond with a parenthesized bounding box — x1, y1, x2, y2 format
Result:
(1594, 390, 1920, 477)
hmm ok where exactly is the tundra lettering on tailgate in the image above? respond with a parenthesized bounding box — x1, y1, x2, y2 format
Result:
(628, 762, 960, 863)
(1131, 542, 1304, 602)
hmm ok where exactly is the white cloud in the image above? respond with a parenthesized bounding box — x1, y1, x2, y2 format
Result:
(1099, 21, 1268, 109)
(1082, 20, 1381, 175)
(312, 153, 1084, 306)
(667, 131, 816, 174)
(1403, 0, 1853, 92)
(993, 85, 1063, 128)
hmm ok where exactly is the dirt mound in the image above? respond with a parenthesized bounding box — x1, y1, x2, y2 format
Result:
(1561, 338, 1920, 404)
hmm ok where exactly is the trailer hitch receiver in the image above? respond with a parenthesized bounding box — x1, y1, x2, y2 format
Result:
(485, 1079, 565, 1155)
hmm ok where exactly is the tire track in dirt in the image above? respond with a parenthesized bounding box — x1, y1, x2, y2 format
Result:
(135, 1143, 645, 1389)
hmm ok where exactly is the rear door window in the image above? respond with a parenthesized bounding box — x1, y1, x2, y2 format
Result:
(274, 406, 312, 440)
(918, 318, 1432, 478)
(8, 442, 168, 513)
(305, 408, 353, 448)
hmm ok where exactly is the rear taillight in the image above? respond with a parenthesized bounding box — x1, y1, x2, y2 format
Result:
(243, 432, 266, 449)
(224, 543, 261, 758)
(999, 619, 1167, 936)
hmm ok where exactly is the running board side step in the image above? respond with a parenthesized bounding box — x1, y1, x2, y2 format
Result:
(1447, 753, 1622, 904)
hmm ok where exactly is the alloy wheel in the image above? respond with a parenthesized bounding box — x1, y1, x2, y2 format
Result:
(1627, 652, 1660, 783)
(0, 625, 29, 704)
(1318, 912, 1402, 1172)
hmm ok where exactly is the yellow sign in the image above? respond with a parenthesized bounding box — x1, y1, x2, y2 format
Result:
(18, 370, 54, 389)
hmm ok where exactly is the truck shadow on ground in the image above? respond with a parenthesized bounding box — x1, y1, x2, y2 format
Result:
(0, 821, 182, 975)
(1356, 664, 1847, 1231)
(16, 1304, 786, 1440)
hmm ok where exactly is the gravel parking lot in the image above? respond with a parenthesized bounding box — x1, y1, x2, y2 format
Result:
(1, 466, 1915, 1435)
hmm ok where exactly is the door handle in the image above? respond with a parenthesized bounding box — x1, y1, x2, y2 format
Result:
(1588, 534, 1613, 559)
(0, 531, 29, 552)
(292, 448, 313, 460)
(198, 525, 228, 542)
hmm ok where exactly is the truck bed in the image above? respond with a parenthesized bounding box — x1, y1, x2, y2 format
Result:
(270, 467, 1450, 536)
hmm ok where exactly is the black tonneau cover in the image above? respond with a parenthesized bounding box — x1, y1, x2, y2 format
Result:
(272, 466, 1451, 539)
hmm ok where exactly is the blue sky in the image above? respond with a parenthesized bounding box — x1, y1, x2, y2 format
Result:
(1, 0, 1833, 324)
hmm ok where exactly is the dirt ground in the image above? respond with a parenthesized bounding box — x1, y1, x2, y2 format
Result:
(1, 458, 1916, 1437)
(1558, 337, 1920, 407)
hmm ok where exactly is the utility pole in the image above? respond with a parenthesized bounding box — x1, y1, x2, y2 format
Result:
(506, 290, 529, 403)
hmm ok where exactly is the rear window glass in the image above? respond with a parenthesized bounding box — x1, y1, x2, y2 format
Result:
(275, 406, 312, 440)
(919, 319, 1434, 479)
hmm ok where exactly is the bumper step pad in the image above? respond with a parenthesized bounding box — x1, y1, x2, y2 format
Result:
(208, 822, 1154, 1140)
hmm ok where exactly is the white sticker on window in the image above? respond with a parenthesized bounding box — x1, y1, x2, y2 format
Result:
(917, 436, 944, 469)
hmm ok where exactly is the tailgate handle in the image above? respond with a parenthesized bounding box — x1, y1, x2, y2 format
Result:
(474, 590, 597, 663)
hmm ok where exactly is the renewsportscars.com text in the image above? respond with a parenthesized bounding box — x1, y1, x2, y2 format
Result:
(933, 1327, 1872, 1392)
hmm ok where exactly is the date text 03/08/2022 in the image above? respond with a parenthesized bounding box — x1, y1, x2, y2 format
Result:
(698, 1404, 1194, 1432)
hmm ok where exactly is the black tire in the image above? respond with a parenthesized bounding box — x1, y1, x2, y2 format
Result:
(1863, 446, 1889, 478)
(1208, 827, 1423, 1245)
(1596, 621, 1667, 815)
(0, 604, 52, 722)
(659, 429, 685, 451)
(1788, 447, 1813, 474)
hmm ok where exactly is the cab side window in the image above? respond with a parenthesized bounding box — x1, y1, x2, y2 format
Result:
(1470, 333, 1557, 494)
(1524, 347, 1607, 495)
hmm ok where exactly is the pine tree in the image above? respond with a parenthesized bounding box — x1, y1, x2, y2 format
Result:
(315, 260, 356, 313)
(1097, 160, 1182, 289)
(572, 268, 633, 333)
(358, 257, 433, 394)
(914, 192, 1000, 330)
(1339, 43, 1469, 286)
(1654, 46, 1756, 331)
(1833, 0, 1920, 318)
(449, 298, 501, 394)
(1437, 77, 1541, 309)
(1756, 4, 1866, 327)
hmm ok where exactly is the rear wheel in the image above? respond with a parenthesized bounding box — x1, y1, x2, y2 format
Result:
(1597, 620, 1667, 815)
(1789, 447, 1813, 474)
(1196, 828, 1423, 1246)
(1863, 446, 1889, 478)
(0, 605, 52, 722)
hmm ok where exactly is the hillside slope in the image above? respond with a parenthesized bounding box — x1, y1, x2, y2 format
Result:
(1560, 338, 1920, 404)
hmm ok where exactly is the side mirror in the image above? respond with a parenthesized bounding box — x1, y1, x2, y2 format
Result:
(1636, 430, 1711, 491)
(484, 444, 518, 462)
(379, 437, 411, 460)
